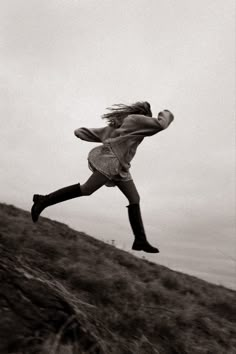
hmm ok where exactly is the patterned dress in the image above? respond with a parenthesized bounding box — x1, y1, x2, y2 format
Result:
(87, 143, 132, 187)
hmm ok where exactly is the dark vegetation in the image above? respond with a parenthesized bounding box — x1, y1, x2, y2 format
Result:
(0, 202, 235, 353)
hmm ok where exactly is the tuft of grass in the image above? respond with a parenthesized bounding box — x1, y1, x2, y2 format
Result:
(160, 271, 181, 290)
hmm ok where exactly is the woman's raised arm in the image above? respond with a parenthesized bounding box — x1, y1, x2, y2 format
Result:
(74, 126, 109, 142)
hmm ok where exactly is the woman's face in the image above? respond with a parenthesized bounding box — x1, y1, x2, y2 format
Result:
(157, 111, 172, 129)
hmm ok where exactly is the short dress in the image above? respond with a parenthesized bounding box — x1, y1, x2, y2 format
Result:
(87, 143, 132, 187)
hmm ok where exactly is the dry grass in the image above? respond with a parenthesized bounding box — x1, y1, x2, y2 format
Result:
(0, 202, 236, 354)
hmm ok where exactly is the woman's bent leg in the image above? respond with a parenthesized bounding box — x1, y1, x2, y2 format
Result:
(114, 179, 140, 205)
(115, 179, 159, 253)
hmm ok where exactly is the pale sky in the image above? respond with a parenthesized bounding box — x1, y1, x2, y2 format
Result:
(1, 0, 235, 289)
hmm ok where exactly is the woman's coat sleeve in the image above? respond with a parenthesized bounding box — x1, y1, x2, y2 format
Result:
(120, 115, 164, 137)
(74, 126, 108, 142)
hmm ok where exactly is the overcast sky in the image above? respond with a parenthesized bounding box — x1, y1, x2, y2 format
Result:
(1, 0, 235, 289)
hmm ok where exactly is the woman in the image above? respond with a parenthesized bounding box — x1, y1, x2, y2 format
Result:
(31, 101, 174, 253)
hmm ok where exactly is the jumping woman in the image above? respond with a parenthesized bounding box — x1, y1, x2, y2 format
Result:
(31, 101, 174, 253)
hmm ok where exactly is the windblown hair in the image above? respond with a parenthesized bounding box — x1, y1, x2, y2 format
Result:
(101, 101, 152, 128)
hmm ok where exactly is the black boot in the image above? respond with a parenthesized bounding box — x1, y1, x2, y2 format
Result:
(31, 183, 82, 223)
(127, 203, 159, 253)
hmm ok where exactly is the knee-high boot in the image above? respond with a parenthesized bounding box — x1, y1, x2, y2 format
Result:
(126, 203, 159, 253)
(31, 183, 82, 223)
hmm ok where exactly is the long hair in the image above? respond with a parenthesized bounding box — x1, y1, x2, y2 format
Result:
(101, 101, 152, 128)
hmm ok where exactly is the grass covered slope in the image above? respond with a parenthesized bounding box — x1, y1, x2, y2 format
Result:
(0, 202, 235, 354)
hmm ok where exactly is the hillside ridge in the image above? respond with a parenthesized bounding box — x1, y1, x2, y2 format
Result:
(0, 202, 235, 354)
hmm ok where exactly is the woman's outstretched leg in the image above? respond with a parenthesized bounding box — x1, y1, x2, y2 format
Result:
(31, 170, 109, 222)
(80, 170, 109, 195)
(115, 179, 159, 253)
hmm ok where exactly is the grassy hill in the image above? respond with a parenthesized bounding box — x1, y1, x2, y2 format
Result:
(0, 202, 235, 354)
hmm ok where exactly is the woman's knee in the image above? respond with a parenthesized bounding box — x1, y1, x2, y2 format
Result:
(115, 180, 140, 205)
(126, 181, 140, 204)
(80, 183, 93, 196)
(80, 171, 108, 196)
(129, 194, 140, 204)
